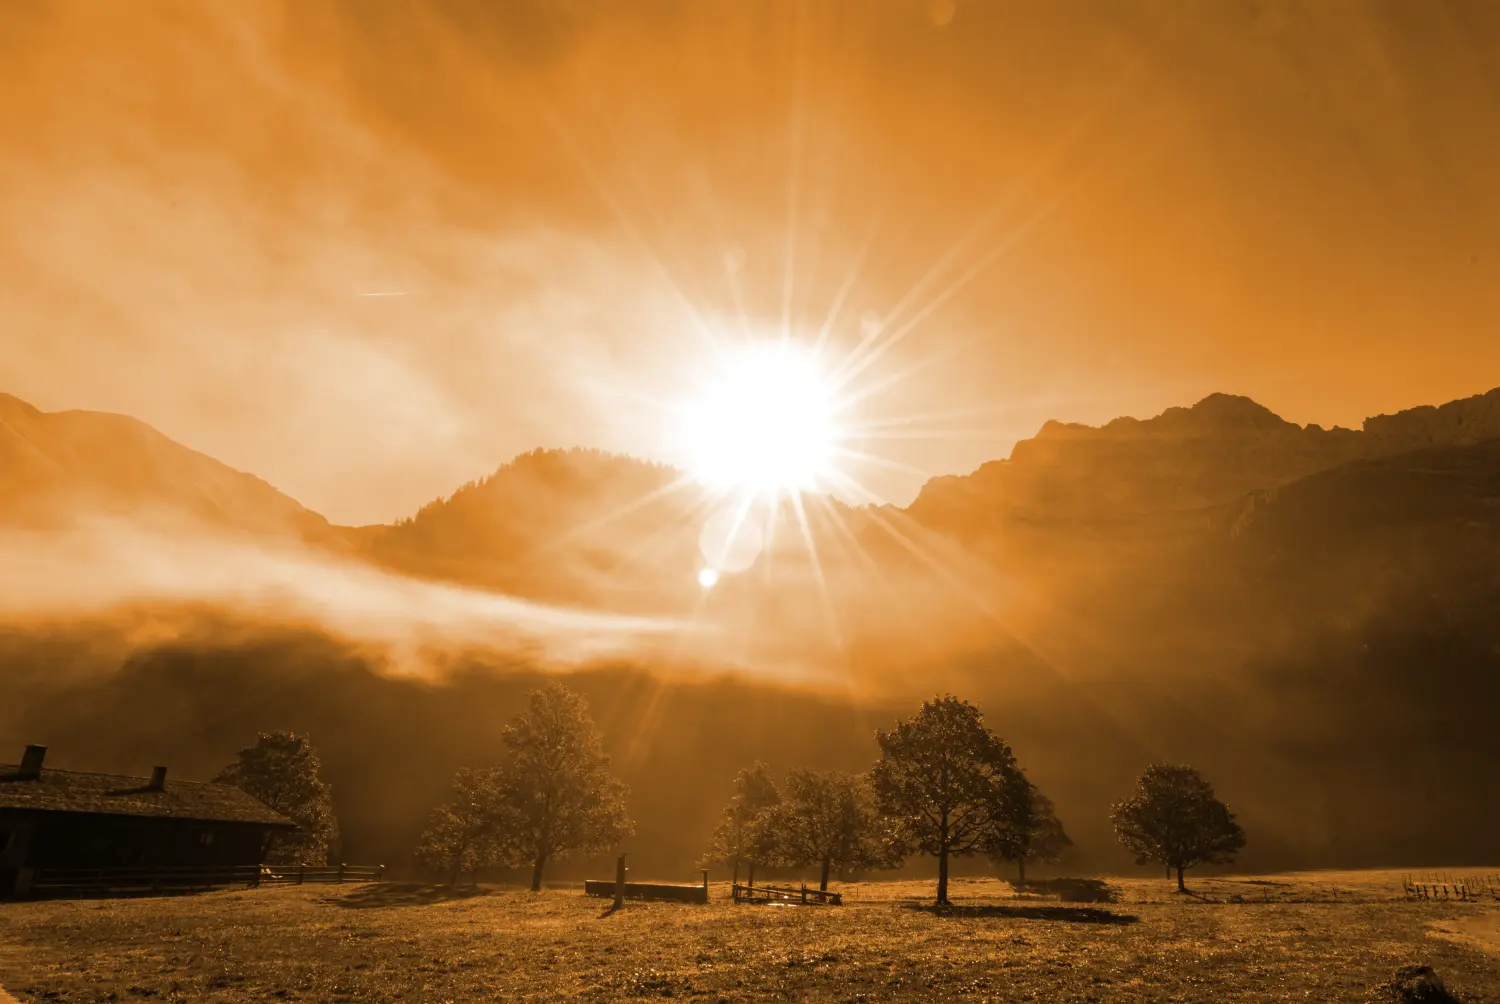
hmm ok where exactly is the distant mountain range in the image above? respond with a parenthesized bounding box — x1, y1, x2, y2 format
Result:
(5, 384, 1500, 874)
(5, 381, 1500, 684)
(6, 385, 1500, 653)
(10, 384, 1499, 551)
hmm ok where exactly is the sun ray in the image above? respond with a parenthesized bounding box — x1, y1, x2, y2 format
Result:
(832, 447, 932, 481)
(812, 209, 886, 358)
(536, 104, 722, 361)
(517, 473, 702, 562)
(788, 489, 843, 650)
(781, 1, 810, 342)
(831, 181, 1086, 395)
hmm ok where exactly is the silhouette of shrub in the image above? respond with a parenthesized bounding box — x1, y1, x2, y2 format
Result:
(1381, 965, 1462, 1003)
(1020, 877, 1117, 903)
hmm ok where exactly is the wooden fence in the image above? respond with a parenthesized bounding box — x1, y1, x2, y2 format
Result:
(732, 881, 842, 906)
(1401, 873, 1500, 902)
(26, 862, 385, 896)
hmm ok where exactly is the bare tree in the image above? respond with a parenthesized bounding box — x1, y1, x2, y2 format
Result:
(1111, 763, 1245, 892)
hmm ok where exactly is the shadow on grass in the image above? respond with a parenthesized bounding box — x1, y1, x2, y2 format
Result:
(1015, 878, 1118, 903)
(325, 883, 494, 909)
(907, 903, 1138, 925)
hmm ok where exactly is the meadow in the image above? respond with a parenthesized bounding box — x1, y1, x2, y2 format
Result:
(1, 869, 1497, 1002)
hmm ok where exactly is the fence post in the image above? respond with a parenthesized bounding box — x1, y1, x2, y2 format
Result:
(614, 855, 626, 910)
(801, 882, 807, 905)
(298, 865, 305, 885)
(378, 864, 385, 881)
(339, 862, 346, 884)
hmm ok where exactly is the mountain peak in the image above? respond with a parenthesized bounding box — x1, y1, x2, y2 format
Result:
(1187, 393, 1289, 427)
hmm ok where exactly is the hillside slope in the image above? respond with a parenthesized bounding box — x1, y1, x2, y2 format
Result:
(0, 393, 338, 546)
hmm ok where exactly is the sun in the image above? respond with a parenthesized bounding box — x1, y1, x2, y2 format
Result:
(679, 339, 842, 497)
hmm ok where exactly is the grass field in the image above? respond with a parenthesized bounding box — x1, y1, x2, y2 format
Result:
(2, 869, 1497, 1002)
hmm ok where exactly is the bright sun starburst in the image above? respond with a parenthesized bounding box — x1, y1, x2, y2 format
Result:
(680, 339, 842, 498)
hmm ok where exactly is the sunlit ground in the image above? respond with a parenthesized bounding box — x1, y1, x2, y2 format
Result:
(2, 869, 1497, 1002)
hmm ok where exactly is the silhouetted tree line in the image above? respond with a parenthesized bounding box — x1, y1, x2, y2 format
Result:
(391, 685, 1245, 904)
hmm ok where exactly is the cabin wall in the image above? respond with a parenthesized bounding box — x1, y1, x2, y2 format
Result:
(0, 812, 37, 894)
(21, 814, 269, 869)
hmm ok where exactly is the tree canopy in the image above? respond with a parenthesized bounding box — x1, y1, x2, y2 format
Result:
(215, 731, 339, 865)
(415, 767, 506, 885)
(759, 768, 900, 891)
(492, 682, 633, 891)
(871, 695, 1027, 905)
(1111, 763, 1246, 892)
(701, 762, 781, 884)
(985, 778, 1072, 886)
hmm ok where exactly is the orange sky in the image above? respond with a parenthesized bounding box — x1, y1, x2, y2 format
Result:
(3, 1, 1499, 525)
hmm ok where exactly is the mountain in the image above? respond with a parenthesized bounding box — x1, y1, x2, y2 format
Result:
(0, 393, 338, 546)
(908, 387, 1500, 543)
(361, 446, 998, 675)
(4, 384, 1500, 874)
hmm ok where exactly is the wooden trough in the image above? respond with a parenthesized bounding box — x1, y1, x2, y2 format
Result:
(583, 857, 709, 905)
(583, 879, 708, 904)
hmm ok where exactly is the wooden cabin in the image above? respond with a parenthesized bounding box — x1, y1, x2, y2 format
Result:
(0, 744, 296, 896)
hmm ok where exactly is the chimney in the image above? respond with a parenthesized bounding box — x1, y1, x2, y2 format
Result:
(148, 766, 168, 791)
(19, 744, 47, 779)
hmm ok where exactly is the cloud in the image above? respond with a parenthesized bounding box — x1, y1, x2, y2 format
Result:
(0, 514, 686, 671)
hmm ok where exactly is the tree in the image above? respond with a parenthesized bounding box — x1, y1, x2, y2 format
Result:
(415, 767, 506, 886)
(1111, 763, 1246, 892)
(870, 695, 1028, 906)
(492, 682, 633, 891)
(215, 731, 339, 865)
(701, 762, 781, 887)
(760, 769, 900, 892)
(986, 779, 1072, 887)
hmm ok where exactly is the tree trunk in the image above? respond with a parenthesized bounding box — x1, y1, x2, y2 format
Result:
(937, 847, 950, 906)
(732, 859, 740, 889)
(819, 856, 831, 893)
(1176, 865, 1186, 893)
(531, 854, 547, 892)
(449, 862, 461, 887)
(1017, 858, 1026, 888)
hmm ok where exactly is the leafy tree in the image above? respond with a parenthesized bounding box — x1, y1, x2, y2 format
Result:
(493, 682, 633, 891)
(701, 762, 781, 887)
(760, 769, 899, 892)
(215, 731, 339, 865)
(415, 767, 506, 885)
(871, 695, 1028, 905)
(986, 778, 1072, 886)
(1111, 763, 1246, 892)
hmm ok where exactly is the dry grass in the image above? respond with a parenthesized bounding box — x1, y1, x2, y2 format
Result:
(2, 869, 1498, 1002)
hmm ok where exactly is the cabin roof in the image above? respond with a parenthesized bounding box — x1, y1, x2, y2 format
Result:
(0, 764, 297, 827)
